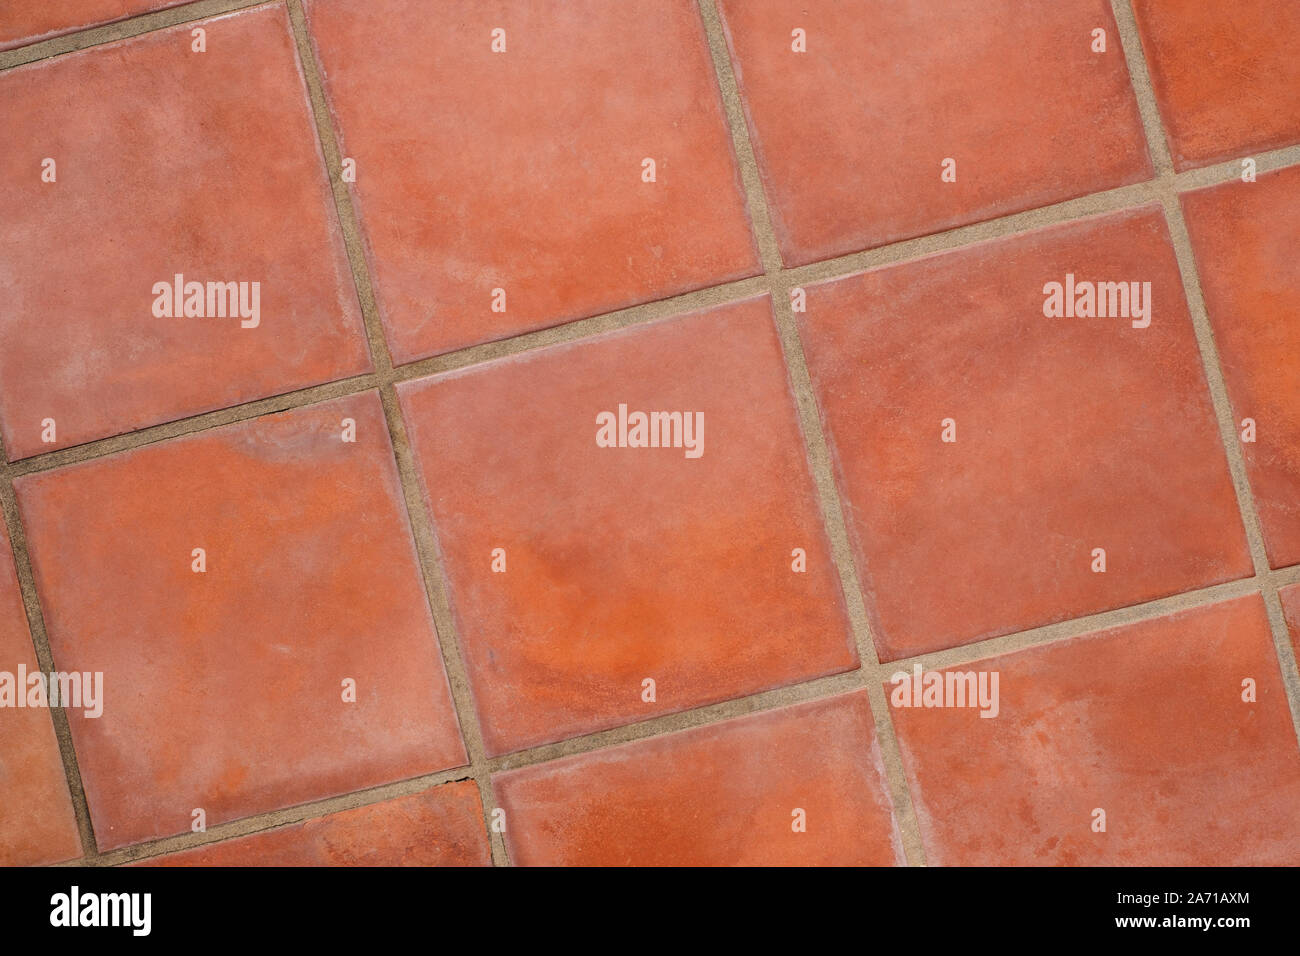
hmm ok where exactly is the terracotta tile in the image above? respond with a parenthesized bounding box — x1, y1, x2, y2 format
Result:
(149, 781, 490, 866)
(0, 6, 369, 461)
(1181, 167, 1300, 568)
(0, 526, 81, 866)
(303, 0, 759, 363)
(399, 298, 855, 755)
(14, 393, 466, 850)
(1133, 0, 1300, 170)
(1280, 583, 1300, 657)
(799, 206, 1251, 661)
(716, 0, 1151, 266)
(495, 691, 901, 866)
(891, 596, 1300, 865)
(0, 0, 190, 51)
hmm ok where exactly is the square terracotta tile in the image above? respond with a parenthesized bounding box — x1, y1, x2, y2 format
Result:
(891, 596, 1300, 865)
(0, 0, 191, 51)
(0, 526, 81, 866)
(799, 206, 1251, 661)
(303, 0, 760, 363)
(1181, 166, 1300, 568)
(716, 0, 1152, 266)
(494, 691, 902, 866)
(149, 781, 490, 866)
(1133, 0, 1300, 170)
(398, 298, 856, 755)
(15, 393, 466, 850)
(0, 5, 369, 461)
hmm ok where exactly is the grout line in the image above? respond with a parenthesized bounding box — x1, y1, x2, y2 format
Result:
(0, 0, 270, 72)
(900, 577, 1262, 673)
(1109, 0, 1174, 176)
(3, 0, 1299, 867)
(1110, 1, 1300, 747)
(94, 768, 477, 867)
(282, 0, 392, 377)
(1163, 195, 1300, 745)
(7, 374, 377, 476)
(284, 0, 507, 866)
(388, 275, 771, 384)
(696, 0, 925, 867)
(0, 471, 100, 859)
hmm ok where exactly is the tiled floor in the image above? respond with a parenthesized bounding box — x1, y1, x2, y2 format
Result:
(1, 0, 1298, 867)
(717, 0, 1152, 264)
(798, 206, 1250, 660)
(1131, 0, 1300, 171)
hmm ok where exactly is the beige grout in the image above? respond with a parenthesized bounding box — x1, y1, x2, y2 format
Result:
(8, 374, 377, 477)
(0, 0, 269, 72)
(1109, 0, 1174, 176)
(1110, 0, 1300, 746)
(0, 0, 1296, 866)
(91, 767, 478, 867)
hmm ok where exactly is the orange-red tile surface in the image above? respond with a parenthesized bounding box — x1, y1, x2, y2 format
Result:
(0, 0, 190, 51)
(0, 6, 369, 461)
(891, 596, 1300, 865)
(399, 298, 855, 755)
(1280, 583, 1300, 658)
(0, 527, 81, 866)
(1181, 167, 1300, 568)
(716, 0, 1151, 265)
(150, 782, 489, 866)
(303, 0, 759, 363)
(800, 206, 1251, 661)
(15, 393, 465, 850)
(1133, 0, 1300, 170)
(495, 692, 901, 866)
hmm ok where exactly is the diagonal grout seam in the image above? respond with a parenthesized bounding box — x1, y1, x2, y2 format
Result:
(283, 0, 509, 866)
(0, 459, 100, 857)
(695, 0, 926, 867)
(1110, 0, 1300, 748)
(2, 0, 1298, 866)
(0, 0, 271, 72)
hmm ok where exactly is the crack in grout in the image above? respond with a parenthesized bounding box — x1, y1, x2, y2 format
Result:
(0, 0, 1296, 866)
